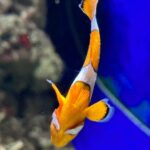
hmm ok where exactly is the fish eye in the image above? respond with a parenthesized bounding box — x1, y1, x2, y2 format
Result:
(65, 124, 84, 135)
(51, 111, 60, 130)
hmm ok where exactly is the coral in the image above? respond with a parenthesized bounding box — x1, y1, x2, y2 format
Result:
(0, 1, 64, 93)
(0, 0, 69, 149)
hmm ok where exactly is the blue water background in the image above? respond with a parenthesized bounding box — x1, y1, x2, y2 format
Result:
(73, 0, 150, 149)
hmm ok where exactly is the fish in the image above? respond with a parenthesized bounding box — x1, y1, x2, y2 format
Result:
(47, 0, 113, 147)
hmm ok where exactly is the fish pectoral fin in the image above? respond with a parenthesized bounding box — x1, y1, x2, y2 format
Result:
(85, 98, 113, 122)
(47, 79, 65, 106)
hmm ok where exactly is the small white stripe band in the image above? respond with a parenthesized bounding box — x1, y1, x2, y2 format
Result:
(91, 16, 99, 31)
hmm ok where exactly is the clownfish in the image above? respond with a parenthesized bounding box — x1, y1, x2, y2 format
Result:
(47, 0, 113, 147)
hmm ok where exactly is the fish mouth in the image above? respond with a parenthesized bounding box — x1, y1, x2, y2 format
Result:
(51, 136, 68, 148)
(53, 142, 67, 148)
(50, 132, 76, 148)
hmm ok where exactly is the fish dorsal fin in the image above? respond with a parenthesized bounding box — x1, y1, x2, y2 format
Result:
(85, 99, 112, 122)
(67, 81, 90, 105)
(47, 80, 65, 106)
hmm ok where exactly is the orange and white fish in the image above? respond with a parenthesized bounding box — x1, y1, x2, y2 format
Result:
(47, 0, 113, 147)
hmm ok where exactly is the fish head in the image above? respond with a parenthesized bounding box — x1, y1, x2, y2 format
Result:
(50, 109, 84, 147)
(48, 81, 90, 147)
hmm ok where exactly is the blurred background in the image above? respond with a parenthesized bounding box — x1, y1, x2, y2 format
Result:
(0, 0, 150, 150)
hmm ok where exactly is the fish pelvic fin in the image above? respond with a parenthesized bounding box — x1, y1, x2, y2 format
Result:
(85, 98, 113, 122)
(79, 0, 98, 20)
(47, 79, 65, 106)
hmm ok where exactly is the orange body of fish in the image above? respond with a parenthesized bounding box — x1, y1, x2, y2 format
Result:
(47, 0, 113, 147)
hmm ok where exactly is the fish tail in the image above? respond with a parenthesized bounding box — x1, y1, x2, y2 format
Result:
(79, 0, 98, 20)
(79, 0, 101, 72)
